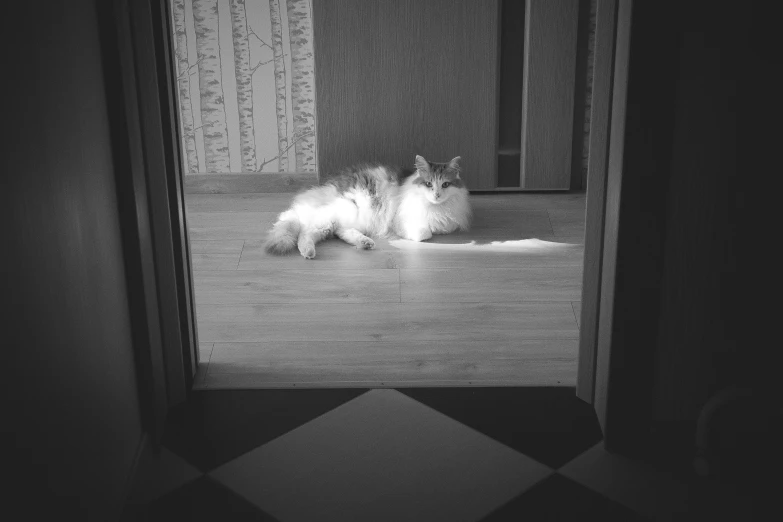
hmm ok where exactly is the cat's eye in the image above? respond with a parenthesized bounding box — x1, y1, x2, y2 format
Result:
(442, 182, 451, 188)
(424, 181, 432, 188)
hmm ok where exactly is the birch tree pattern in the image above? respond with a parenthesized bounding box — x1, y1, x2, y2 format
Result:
(171, 0, 317, 173)
(172, 0, 199, 173)
(192, 0, 231, 172)
(286, 0, 316, 171)
(268, 0, 289, 171)
(229, 0, 257, 171)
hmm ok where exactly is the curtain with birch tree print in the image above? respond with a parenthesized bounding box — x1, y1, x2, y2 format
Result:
(170, 0, 317, 174)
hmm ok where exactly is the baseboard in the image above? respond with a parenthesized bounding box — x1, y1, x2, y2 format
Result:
(184, 172, 318, 194)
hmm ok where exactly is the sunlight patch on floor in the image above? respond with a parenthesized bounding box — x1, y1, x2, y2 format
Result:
(387, 238, 580, 252)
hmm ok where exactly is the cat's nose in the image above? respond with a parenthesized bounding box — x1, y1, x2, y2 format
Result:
(434, 192, 440, 199)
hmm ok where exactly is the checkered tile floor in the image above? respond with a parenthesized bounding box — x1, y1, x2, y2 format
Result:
(121, 387, 758, 521)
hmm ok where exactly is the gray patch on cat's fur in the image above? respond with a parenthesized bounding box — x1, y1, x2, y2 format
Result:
(326, 163, 416, 209)
(320, 158, 460, 196)
(328, 163, 383, 194)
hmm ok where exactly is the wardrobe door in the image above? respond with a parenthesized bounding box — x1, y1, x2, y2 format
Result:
(519, 0, 579, 189)
(312, 0, 499, 190)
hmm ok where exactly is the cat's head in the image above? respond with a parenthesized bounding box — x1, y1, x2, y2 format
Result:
(413, 155, 465, 204)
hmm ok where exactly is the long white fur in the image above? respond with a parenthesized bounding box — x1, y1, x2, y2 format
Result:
(394, 177, 471, 241)
(264, 164, 471, 259)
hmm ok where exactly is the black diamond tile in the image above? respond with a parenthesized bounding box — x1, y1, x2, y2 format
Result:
(398, 387, 602, 468)
(480, 473, 649, 522)
(163, 388, 368, 471)
(123, 476, 279, 522)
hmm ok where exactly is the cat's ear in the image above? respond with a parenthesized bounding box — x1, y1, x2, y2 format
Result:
(414, 155, 430, 174)
(448, 156, 462, 177)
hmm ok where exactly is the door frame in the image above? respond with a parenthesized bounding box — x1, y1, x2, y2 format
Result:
(578, 0, 693, 454)
(576, 0, 619, 404)
(108, 0, 199, 442)
(576, 0, 656, 447)
(121, 0, 639, 447)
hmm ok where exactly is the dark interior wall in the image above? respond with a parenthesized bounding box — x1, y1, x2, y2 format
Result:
(4, 1, 143, 518)
(599, 0, 681, 453)
(651, 4, 742, 436)
(650, 1, 778, 442)
(603, 0, 779, 461)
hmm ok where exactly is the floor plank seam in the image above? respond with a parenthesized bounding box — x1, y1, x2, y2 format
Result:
(195, 300, 583, 305)
(200, 337, 581, 343)
(205, 339, 581, 343)
(202, 341, 580, 345)
(198, 269, 586, 273)
(236, 240, 246, 270)
(195, 268, 415, 273)
(545, 208, 556, 236)
(204, 342, 215, 377)
(201, 381, 578, 387)
(196, 297, 584, 306)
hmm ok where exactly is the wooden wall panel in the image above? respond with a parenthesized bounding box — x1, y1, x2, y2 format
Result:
(520, 0, 579, 189)
(312, 0, 499, 190)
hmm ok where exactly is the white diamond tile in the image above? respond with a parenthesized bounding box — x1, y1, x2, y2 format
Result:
(211, 389, 553, 522)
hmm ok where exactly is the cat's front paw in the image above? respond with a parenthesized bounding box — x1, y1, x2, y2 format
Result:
(407, 228, 432, 242)
(299, 245, 316, 259)
(357, 237, 375, 250)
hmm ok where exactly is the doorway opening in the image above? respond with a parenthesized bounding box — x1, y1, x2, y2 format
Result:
(171, 0, 596, 389)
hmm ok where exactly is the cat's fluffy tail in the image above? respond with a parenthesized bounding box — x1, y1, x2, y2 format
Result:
(264, 213, 300, 255)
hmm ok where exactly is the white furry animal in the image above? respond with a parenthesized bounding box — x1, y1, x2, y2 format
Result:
(264, 155, 472, 259)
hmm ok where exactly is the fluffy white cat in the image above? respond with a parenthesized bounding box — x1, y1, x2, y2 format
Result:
(264, 155, 472, 259)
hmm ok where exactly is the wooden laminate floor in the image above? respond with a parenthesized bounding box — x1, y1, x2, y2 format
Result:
(187, 191, 586, 388)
